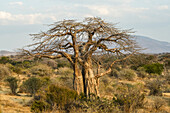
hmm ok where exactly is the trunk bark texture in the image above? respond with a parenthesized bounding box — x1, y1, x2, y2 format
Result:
(73, 65, 84, 95)
(82, 61, 99, 97)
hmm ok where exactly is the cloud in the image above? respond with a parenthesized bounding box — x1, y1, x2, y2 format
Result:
(86, 5, 110, 15)
(82, 4, 149, 18)
(9, 2, 23, 6)
(0, 11, 12, 20)
(0, 11, 57, 25)
(157, 5, 169, 10)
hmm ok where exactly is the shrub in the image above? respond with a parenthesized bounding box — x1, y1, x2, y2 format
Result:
(146, 79, 163, 96)
(113, 84, 145, 112)
(57, 59, 71, 68)
(10, 66, 23, 74)
(22, 77, 42, 96)
(30, 64, 53, 76)
(0, 56, 11, 64)
(40, 77, 51, 86)
(165, 73, 170, 84)
(143, 63, 164, 75)
(21, 60, 34, 68)
(110, 69, 119, 78)
(41, 59, 58, 69)
(5, 76, 18, 95)
(57, 67, 73, 76)
(152, 97, 167, 112)
(0, 64, 11, 80)
(118, 68, 137, 81)
(72, 95, 118, 113)
(31, 84, 77, 112)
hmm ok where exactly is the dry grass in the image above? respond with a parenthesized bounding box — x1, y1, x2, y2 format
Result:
(0, 74, 32, 113)
(0, 94, 32, 113)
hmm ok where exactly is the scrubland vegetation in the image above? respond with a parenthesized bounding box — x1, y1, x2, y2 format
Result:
(0, 53, 170, 113)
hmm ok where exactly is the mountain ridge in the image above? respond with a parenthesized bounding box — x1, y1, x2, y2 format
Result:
(0, 36, 169, 55)
(0, 50, 17, 56)
(135, 35, 170, 53)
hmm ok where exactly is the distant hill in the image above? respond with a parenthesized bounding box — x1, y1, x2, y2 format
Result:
(0, 36, 169, 55)
(0, 50, 17, 56)
(135, 36, 170, 54)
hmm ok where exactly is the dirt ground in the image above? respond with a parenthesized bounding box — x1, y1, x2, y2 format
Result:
(0, 84, 32, 113)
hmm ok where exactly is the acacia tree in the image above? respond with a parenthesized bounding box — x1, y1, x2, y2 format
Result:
(23, 17, 138, 97)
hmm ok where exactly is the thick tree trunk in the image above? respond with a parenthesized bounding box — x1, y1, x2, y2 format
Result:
(73, 65, 84, 95)
(82, 62, 99, 97)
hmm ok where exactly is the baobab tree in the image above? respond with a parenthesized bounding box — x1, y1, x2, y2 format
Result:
(23, 17, 139, 97)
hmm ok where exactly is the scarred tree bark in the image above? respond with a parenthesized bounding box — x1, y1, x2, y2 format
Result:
(82, 62, 99, 97)
(73, 65, 84, 95)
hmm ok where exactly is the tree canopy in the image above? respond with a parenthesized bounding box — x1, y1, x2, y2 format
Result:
(23, 17, 139, 96)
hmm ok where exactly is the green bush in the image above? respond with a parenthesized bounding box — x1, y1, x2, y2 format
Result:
(118, 68, 137, 81)
(22, 77, 42, 96)
(0, 64, 11, 80)
(5, 76, 18, 95)
(31, 84, 77, 112)
(143, 63, 164, 75)
(30, 64, 53, 76)
(10, 66, 23, 74)
(0, 56, 12, 64)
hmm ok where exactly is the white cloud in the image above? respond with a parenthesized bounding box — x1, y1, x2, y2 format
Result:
(82, 4, 149, 18)
(123, 7, 149, 13)
(0, 11, 12, 20)
(0, 11, 57, 25)
(9, 2, 23, 6)
(86, 6, 110, 15)
(157, 5, 169, 10)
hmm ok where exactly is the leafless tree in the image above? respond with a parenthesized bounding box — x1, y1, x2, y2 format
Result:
(23, 17, 139, 97)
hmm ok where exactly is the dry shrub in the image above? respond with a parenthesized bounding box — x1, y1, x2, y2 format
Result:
(30, 64, 53, 76)
(152, 97, 166, 111)
(56, 67, 73, 76)
(31, 84, 77, 112)
(0, 64, 11, 81)
(110, 69, 119, 78)
(165, 73, 170, 84)
(5, 76, 18, 95)
(137, 67, 148, 78)
(55, 67, 73, 89)
(118, 68, 137, 81)
(146, 79, 163, 96)
(148, 96, 167, 112)
(99, 75, 115, 97)
(113, 84, 146, 113)
(41, 59, 58, 69)
(21, 76, 42, 97)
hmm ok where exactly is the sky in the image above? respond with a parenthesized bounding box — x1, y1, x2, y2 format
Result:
(0, 0, 170, 51)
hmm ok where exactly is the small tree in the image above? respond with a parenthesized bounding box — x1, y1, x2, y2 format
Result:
(22, 76, 42, 96)
(5, 76, 18, 95)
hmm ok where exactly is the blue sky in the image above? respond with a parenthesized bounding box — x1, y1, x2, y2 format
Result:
(0, 0, 170, 50)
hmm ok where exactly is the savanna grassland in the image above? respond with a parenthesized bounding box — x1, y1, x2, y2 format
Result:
(0, 53, 170, 113)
